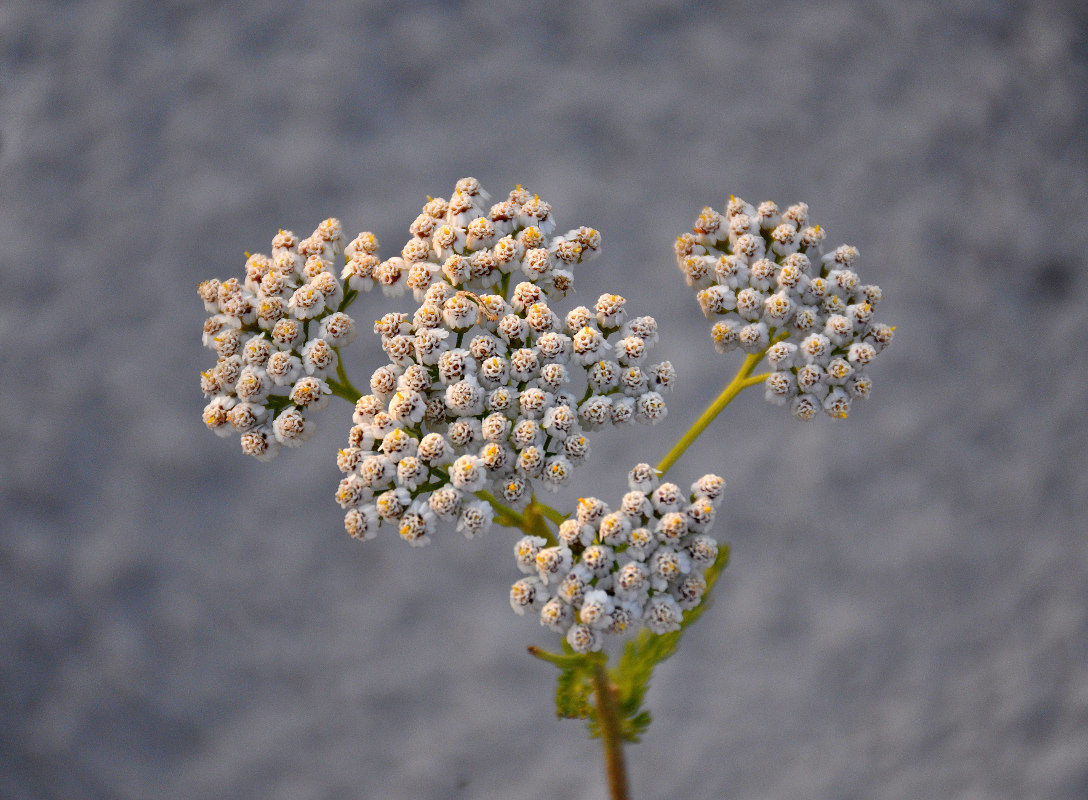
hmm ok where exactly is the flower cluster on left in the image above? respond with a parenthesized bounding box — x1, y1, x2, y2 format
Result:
(198, 218, 368, 460)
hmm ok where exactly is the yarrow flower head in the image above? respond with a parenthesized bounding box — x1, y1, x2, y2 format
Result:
(676, 197, 894, 420)
(194, 176, 899, 784)
(336, 179, 675, 545)
(198, 218, 372, 459)
(509, 463, 725, 652)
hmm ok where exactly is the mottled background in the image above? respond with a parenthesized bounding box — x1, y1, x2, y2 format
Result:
(3, 1, 1087, 798)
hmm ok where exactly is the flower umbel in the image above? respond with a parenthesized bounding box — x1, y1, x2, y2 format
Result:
(511, 463, 724, 653)
(676, 197, 893, 420)
(336, 179, 675, 545)
(198, 218, 371, 458)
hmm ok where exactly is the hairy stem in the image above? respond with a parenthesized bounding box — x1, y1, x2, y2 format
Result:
(327, 380, 360, 404)
(522, 499, 557, 544)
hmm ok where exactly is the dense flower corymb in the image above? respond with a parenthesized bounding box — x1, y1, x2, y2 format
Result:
(676, 197, 893, 420)
(510, 463, 725, 652)
(198, 218, 368, 459)
(336, 179, 676, 545)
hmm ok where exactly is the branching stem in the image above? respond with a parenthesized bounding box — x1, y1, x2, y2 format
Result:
(655, 352, 768, 477)
(475, 490, 525, 529)
(330, 349, 363, 403)
(532, 500, 566, 527)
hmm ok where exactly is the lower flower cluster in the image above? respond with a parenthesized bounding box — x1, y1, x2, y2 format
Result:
(510, 464, 724, 652)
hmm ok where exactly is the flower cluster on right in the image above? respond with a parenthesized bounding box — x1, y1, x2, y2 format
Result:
(510, 464, 723, 653)
(676, 197, 893, 420)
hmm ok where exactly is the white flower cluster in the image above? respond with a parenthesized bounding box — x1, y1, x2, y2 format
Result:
(198, 218, 365, 459)
(509, 464, 724, 653)
(348, 176, 593, 300)
(335, 179, 675, 545)
(676, 197, 894, 420)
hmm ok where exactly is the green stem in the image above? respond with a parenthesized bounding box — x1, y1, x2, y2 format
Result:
(337, 287, 358, 313)
(332, 349, 363, 402)
(592, 662, 630, 800)
(530, 499, 566, 527)
(476, 490, 525, 529)
(327, 380, 360, 404)
(522, 499, 557, 545)
(655, 352, 769, 477)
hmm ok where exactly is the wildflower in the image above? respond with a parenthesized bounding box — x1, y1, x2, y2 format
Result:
(239, 427, 278, 462)
(198, 218, 370, 459)
(344, 506, 379, 541)
(507, 463, 725, 646)
(399, 503, 437, 547)
(678, 197, 893, 418)
(566, 623, 601, 653)
(645, 594, 684, 634)
(540, 598, 575, 633)
(579, 590, 614, 628)
(333, 179, 674, 545)
(290, 377, 331, 410)
(449, 454, 488, 492)
(535, 546, 574, 584)
(273, 406, 314, 447)
(429, 487, 463, 519)
(510, 577, 546, 616)
(620, 490, 652, 520)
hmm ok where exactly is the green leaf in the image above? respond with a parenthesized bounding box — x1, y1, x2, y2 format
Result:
(527, 644, 596, 670)
(625, 710, 653, 743)
(555, 665, 595, 720)
(611, 545, 731, 735)
(528, 645, 603, 722)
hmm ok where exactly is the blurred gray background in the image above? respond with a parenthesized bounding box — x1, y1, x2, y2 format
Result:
(2, 1, 1087, 798)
